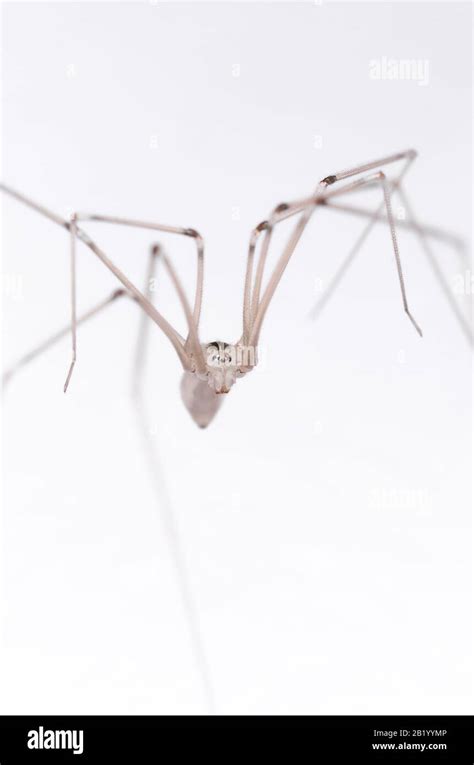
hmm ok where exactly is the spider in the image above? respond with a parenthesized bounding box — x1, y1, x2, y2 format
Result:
(2, 148, 464, 427)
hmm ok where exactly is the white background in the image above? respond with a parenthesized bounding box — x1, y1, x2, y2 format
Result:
(1, 1, 472, 714)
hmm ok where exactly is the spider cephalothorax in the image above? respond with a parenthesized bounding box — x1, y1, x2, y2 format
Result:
(201, 340, 240, 394)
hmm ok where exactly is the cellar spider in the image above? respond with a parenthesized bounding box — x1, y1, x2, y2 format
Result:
(1, 148, 468, 427)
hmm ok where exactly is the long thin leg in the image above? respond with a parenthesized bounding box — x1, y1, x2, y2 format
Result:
(320, 199, 466, 254)
(379, 174, 422, 336)
(243, 151, 418, 337)
(248, 205, 315, 347)
(246, 191, 333, 340)
(76, 213, 204, 339)
(243, 194, 331, 343)
(128, 241, 204, 375)
(308, 176, 469, 333)
(132, 244, 163, 397)
(315, 170, 422, 335)
(313, 195, 470, 340)
(249, 167, 421, 347)
(306, 164, 416, 323)
(3, 247, 208, 390)
(320, 148, 417, 185)
(1, 184, 196, 371)
(396, 187, 473, 346)
(244, 150, 416, 347)
(64, 214, 77, 392)
(75, 212, 205, 372)
(160, 253, 205, 373)
(3, 289, 128, 387)
(328, 178, 471, 343)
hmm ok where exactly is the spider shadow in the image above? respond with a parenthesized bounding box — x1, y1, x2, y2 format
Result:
(131, 384, 216, 714)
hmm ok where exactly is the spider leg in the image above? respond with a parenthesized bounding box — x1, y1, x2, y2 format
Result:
(1, 184, 199, 375)
(320, 198, 466, 254)
(64, 214, 78, 392)
(381, 174, 422, 335)
(75, 212, 206, 372)
(3, 289, 128, 388)
(243, 192, 333, 343)
(3, 241, 205, 391)
(318, 190, 470, 335)
(321, 171, 423, 335)
(396, 188, 473, 346)
(320, 148, 417, 185)
(160, 253, 205, 372)
(244, 150, 417, 347)
(132, 244, 163, 396)
(77, 212, 204, 347)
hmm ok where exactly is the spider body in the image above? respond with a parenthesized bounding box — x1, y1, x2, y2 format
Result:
(179, 341, 257, 425)
(4, 148, 451, 429)
(180, 372, 223, 428)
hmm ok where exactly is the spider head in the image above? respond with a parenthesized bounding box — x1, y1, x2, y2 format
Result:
(203, 340, 239, 394)
(181, 341, 255, 427)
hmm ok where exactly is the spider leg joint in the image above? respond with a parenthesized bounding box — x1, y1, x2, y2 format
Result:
(183, 227, 202, 239)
